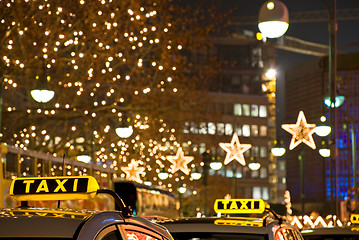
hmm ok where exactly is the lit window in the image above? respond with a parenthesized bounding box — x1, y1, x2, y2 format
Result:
(260, 146, 267, 158)
(259, 126, 267, 136)
(199, 122, 207, 134)
(234, 104, 242, 116)
(190, 122, 198, 134)
(259, 105, 267, 117)
(262, 187, 269, 200)
(226, 169, 233, 177)
(235, 166, 242, 178)
(243, 104, 250, 116)
(251, 105, 259, 117)
(252, 187, 269, 200)
(251, 169, 259, 178)
(217, 123, 225, 135)
(253, 187, 261, 199)
(234, 124, 242, 136)
(208, 122, 216, 135)
(242, 124, 250, 137)
(282, 177, 286, 184)
(251, 125, 258, 136)
(279, 160, 285, 170)
(225, 123, 233, 135)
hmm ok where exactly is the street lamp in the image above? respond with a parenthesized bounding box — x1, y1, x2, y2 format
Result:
(143, 178, 152, 186)
(31, 75, 55, 103)
(178, 185, 187, 194)
(314, 116, 332, 137)
(115, 116, 133, 138)
(248, 157, 261, 171)
(115, 126, 133, 138)
(76, 154, 91, 163)
(324, 95, 345, 108)
(258, 0, 289, 38)
(271, 140, 286, 157)
(191, 167, 202, 180)
(158, 168, 169, 180)
(209, 156, 223, 171)
(319, 141, 331, 158)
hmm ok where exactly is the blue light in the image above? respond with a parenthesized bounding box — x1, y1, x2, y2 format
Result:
(103, 218, 116, 224)
(324, 96, 345, 108)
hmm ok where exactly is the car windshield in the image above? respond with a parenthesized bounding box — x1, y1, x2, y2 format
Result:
(170, 232, 267, 240)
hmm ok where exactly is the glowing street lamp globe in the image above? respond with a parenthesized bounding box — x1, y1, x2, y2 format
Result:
(115, 126, 133, 138)
(248, 162, 261, 171)
(30, 89, 55, 103)
(158, 169, 169, 180)
(210, 161, 223, 171)
(314, 116, 331, 137)
(258, 0, 289, 38)
(191, 167, 202, 180)
(319, 148, 331, 158)
(178, 186, 187, 194)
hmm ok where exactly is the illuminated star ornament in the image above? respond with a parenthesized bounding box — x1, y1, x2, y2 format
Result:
(121, 160, 145, 183)
(166, 147, 194, 175)
(219, 132, 252, 166)
(281, 111, 317, 150)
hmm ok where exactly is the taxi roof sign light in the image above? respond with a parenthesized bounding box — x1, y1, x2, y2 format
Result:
(351, 214, 359, 224)
(10, 176, 99, 202)
(214, 198, 266, 214)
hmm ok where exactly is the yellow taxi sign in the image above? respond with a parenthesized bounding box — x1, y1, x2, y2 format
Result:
(351, 214, 359, 224)
(214, 198, 266, 214)
(214, 219, 263, 227)
(10, 176, 99, 202)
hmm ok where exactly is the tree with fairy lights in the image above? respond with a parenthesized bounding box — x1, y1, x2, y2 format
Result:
(0, 0, 224, 191)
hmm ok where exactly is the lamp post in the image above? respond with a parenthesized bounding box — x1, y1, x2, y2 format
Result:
(197, 151, 223, 216)
(320, 0, 338, 215)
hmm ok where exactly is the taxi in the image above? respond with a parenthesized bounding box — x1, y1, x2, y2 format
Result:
(155, 198, 304, 240)
(301, 214, 359, 240)
(0, 176, 173, 240)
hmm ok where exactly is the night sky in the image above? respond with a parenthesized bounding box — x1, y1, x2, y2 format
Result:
(219, 0, 359, 123)
(223, 0, 359, 68)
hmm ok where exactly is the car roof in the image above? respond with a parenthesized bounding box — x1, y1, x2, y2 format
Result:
(301, 226, 359, 236)
(0, 208, 96, 238)
(155, 217, 272, 235)
(0, 207, 171, 239)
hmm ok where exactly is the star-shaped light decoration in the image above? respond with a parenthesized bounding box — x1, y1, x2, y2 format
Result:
(166, 147, 194, 175)
(219, 132, 252, 166)
(281, 111, 317, 150)
(121, 159, 145, 183)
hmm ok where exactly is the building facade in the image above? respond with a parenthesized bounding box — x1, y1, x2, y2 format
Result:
(182, 31, 284, 212)
(284, 53, 359, 215)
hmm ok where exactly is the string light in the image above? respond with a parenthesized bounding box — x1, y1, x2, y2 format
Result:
(0, 0, 213, 189)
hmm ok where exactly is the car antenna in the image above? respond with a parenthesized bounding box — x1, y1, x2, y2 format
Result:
(57, 153, 66, 208)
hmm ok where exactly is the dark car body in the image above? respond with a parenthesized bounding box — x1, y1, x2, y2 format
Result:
(0, 176, 173, 240)
(156, 215, 303, 240)
(301, 226, 359, 240)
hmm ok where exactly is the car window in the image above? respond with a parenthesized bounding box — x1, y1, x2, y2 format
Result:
(274, 226, 303, 240)
(122, 225, 162, 240)
(125, 230, 159, 240)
